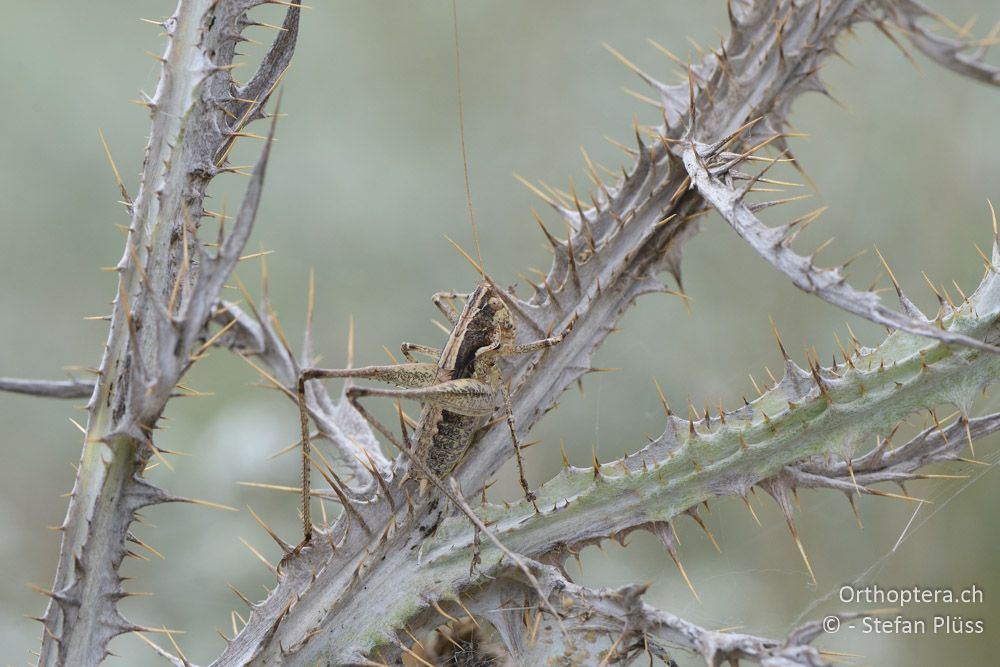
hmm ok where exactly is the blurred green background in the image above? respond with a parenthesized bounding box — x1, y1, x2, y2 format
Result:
(1, 1, 998, 665)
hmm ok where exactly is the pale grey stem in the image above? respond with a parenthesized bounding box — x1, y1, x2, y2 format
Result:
(0, 378, 94, 400)
(468, 563, 880, 666)
(17, 1, 998, 665)
(882, 0, 1000, 86)
(36, 2, 301, 665)
(682, 143, 1000, 354)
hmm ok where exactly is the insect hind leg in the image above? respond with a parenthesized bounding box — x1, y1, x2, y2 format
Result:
(295, 363, 438, 545)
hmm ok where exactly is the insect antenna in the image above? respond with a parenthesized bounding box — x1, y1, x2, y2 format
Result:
(450, 2, 538, 511)
(451, 0, 486, 278)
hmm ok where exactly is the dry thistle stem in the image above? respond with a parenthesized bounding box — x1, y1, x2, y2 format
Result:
(1, 1, 998, 665)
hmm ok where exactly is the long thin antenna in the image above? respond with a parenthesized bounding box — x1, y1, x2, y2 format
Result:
(451, 0, 485, 271)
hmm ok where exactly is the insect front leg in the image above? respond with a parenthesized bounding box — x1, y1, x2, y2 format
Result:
(500, 329, 568, 356)
(432, 291, 470, 324)
(400, 342, 441, 363)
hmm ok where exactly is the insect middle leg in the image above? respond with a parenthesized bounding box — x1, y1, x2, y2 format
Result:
(478, 329, 569, 509)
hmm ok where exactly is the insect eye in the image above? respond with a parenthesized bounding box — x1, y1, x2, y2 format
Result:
(488, 297, 503, 309)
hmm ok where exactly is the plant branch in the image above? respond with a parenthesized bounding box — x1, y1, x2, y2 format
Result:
(36, 2, 301, 664)
(464, 562, 875, 666)
(0, 378, 94, 400)
(882, 0, 1000, 86)
(682, 142, 1000, 353)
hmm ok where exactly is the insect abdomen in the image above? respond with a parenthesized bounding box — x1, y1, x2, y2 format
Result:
(423, 410, 482, 477)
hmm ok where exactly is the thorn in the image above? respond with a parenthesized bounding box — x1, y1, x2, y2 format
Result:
(559, 438, 570, 468)
(962, 414, 976, 456)
(740, 494, 762, 526)
(68, 418, 87, 436)
(452, 596, 481, 628)
(974, 242, 997, 272)
(941, 280, 969, 310)
(513, 172, 558, 208)
(846, 457, 860, 496)
(811, 236, 835, 261)
(654, 523, 700, 603)
(921, 272, 948, 318)
(229, 584, 253, 608)
(398, 643, 434, 667)
(247, 505, 293, 554)
(839, 246, 867, 270)
(957, 456, 989, 466)
(647, 38, 684, 66)
(193, 317, 239, 359)
(873, 246, 903, 296)
(430, 599, 463, 629)
(239, 538, 277, 575)
(833, 332, 853, 368)
(769, 315, 789, 361)
(401, 625, 425, 653)
(989, 198, 998, 244)
(134, 632, 187, 667)
(127, 533, 165, 560)
(580, 147, 610, 202)
(864, 488, 932, 504)
(810, 363, 833, 403)
(847, 493, 863, 529)
(358, 447, 395, 511)
(532, 208, 561, 251)
(98, 129, 132, 208)
(785, 515, 816, 585)
(176, 496, 239, 512)
(602, 42, 657, 87)
(687, 510, 721, 553)
(749, 193, 814, 213)
(237, 352, 297, 401)
(237, 481, 304, 495)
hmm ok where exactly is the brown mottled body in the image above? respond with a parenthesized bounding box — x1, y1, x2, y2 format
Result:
(296, 282, 565, 542)
(412, 284, 510, 479)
